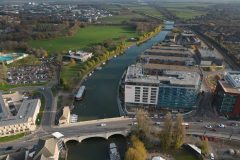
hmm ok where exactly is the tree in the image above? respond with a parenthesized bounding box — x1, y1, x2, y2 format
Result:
(197, 139, 210, 155)
(125, 148, 141, 160)
(125, 136, 147, 160)
(1, 62, 8, 81)
(172, 113, 185, 149)
(135, 109, 151, 138)
(160, 112, 173, 151)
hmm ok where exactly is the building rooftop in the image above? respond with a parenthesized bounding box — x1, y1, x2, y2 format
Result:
(225, 71, 240, 88)
(198, 48, 222, 59)
(125, 65, 200, 87)
(60, 106, 70, 121)
(142, 63, 200, 72)
(151, 45, 187, 51)
(0, 99, 40, 127)
(140, 54, 195, 62)
(144, 48, 191, 56)
(218, 80, 240, 94)
(34, 138, 59, 159)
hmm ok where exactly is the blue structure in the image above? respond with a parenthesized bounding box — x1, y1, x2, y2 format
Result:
(158, 85, 200, 110)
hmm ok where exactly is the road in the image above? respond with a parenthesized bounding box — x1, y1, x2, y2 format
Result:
(1, 115, 240, 151)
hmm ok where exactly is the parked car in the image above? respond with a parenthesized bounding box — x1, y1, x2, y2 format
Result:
(210, 153, 214, 160)
(218, 124, 225, 128)
(99, 123, 106, 127)
(205, 125, 212, 129)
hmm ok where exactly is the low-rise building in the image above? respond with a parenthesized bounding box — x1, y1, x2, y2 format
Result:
(0, 98, 41, 137)
(213, 71, 240, 118)
(64, 50, 93, 62)
(124, 64, 201, 111)
(139, 54, 195, 66)
(197, 48, 223, 66)
(176, 30, 201, 46)
(140, 44, 196, 66)
(58, 106, 70, 125)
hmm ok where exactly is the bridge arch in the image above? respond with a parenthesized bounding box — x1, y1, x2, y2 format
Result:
(64, 137, 79, 143)
(64, 130, 130, 144)
(79, 136, 107, 143)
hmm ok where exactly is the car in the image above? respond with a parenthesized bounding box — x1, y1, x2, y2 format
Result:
(230, 122, 238, 127)
(218, 124, 225, 128)
(205, 125, 212, 129)
(197, 119, 203, 122)
(130, 122, 138, 126)
(99, 123, 106, 127)
(155, 122, 161, 125)
(210, 153, 214, 160)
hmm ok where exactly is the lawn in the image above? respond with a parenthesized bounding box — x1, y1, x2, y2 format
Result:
(28, 25, 138, 54)
(0, 133, 24, 143)
(0, 82, 46, 91)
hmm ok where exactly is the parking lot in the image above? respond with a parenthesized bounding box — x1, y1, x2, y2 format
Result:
(7, 63, 54, 85)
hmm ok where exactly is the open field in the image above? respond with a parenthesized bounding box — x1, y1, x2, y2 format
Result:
(100, 13, 146, 24)
(61, 63, 83, 85)
(156, 2, 211, 20)
(127, 5, 164, 20)
(28, 25, 138, 54)
(168, 8, 206, 19)
(161, 2, 212, 8)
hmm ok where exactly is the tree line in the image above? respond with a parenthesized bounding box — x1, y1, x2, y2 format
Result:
(125, 110, 186, 160)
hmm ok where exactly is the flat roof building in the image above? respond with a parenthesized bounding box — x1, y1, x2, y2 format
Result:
(124, 64, 201, 110)
(197, 48, 223, 66)
(213, 71, 240, 118)
(139, 54, 195, 66)
(64, 50, 93, 62)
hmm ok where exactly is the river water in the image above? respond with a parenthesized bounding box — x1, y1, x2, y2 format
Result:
(68, 23, 173, 160)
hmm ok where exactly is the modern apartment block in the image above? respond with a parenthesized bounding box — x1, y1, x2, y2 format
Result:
(124, 64, 201, 111)
(213, 71, 240, 118)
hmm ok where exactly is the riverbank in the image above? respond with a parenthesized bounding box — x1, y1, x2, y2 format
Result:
(56, 25, 163, 110)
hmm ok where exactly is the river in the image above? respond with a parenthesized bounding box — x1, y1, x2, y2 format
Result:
(68, 22, 173, 160)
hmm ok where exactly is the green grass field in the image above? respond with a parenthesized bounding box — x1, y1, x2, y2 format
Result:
(127, 5, 164, 19)
(0, 133, 24, 142)
(160, 2, 210, 20)
(168, 8, 206, 19)
(100, 13, 145, 24)
(28, 25, 138, 54)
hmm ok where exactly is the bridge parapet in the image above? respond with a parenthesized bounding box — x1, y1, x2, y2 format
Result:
(64, 129, 130, 143)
